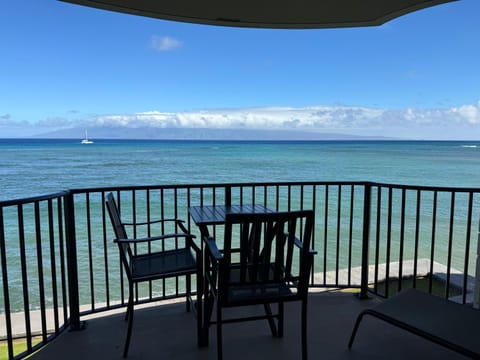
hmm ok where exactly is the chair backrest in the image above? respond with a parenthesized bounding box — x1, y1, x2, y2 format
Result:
(220, 210, 314, 297)
(105, 192, 133, 278)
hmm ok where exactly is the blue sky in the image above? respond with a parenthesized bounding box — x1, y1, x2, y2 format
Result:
(1, 0, 479, 139)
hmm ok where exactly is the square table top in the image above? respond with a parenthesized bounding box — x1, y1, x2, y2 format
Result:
(189, 204, 275, 226)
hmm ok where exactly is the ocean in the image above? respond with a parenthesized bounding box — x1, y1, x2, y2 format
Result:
(2, 139, 480, 312)
(2, 138, 480, 202)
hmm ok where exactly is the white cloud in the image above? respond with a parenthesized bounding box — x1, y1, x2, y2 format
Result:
(4, 101, 480, 140)
(449, 101, 480, 124)
(92, 106, 406, 130)
(150, 36, 182, 52)
(0, 118, 28, 127)
(87, 101, 480, 139)
(404, 70, 419, 79)
(37, 117, 74, 127)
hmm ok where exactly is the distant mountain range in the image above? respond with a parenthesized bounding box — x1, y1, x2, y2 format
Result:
(36, 126, 393, 141)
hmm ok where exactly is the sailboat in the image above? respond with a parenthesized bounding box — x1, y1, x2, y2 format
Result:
(81, 130, 94, 144)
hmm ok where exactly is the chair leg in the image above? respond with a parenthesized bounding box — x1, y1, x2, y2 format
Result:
(301, 299, 308, 360)
(348, 311, 366, 349)
(186, 274, 192, 312)
(263, 304, 278, 337)
(196, 277, 204, 347)
(278, 302, 284, 338)
(217, 304, 223, 360)
(204, 291, 216, 346)
(123, 283, 134, 358)
(124, 286, 133, 321)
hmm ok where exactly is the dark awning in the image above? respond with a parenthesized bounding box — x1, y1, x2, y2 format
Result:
(59, 0, 457, 29)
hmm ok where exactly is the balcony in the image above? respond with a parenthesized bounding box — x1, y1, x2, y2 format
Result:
(22, 290, 466, 360)
(1, 181, 479, 359)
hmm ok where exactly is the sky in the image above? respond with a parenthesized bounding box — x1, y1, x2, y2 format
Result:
(1, 0, 479, 139)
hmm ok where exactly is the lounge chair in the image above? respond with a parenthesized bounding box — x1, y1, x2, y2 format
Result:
(348, 288, 480, 359)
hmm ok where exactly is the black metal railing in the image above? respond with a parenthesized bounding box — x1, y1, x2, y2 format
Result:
(1, 181, 479, 359)
(0, 192, 70, 360)
(367, 183, 480, 302)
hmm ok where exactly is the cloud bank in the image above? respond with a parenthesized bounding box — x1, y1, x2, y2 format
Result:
(89, 101, 480, 139)
(2, 101, 480, 139)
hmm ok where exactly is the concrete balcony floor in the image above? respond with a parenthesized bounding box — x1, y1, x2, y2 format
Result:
(30, 290, 467, 360)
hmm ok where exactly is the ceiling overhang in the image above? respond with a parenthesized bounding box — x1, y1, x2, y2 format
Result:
(59, 0, 457, 29)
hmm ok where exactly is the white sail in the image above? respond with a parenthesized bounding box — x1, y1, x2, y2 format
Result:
(81, 130, 94, 144)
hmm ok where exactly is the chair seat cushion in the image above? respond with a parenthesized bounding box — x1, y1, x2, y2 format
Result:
(131, 248, 196, 281)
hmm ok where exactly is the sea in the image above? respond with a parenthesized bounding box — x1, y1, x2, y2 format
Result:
(2, 138, 480, 202)
(2, 138, 480, 312)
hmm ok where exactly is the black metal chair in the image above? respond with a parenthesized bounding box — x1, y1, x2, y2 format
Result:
(348, 288, 480, 358)
(105, 192, 202, 357)
(203, 210, 316, 360)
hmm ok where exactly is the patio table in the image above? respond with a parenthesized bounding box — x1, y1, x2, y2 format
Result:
(189, 204, 275, 237)
(188, 204, 275, 346)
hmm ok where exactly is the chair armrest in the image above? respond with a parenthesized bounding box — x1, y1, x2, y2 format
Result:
(171, 221, 201, 254)
(205, 237, 223, 262)
(120, 219, 198, 249)
(122, 218, 186, 227)
(175, 220, 193, 237)
(293, 237, 304, 249)
(114, 232, 192, 244)
(291, 236, 317, 255)
(188, 236, 202, 255)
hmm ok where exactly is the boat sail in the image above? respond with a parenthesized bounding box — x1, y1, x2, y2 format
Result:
(81, 130, 94, 144)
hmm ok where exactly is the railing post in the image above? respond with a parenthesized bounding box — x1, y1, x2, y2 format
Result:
(0, 208, 14, 359)
(225, 185, 231, 206)
(359, 184, 371, 299)
(64, 191, 85, 330)
(474, 218, 480, 309)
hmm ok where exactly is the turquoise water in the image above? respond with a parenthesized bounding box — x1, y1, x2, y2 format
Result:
(2, 139, 480, 201)
(2, 139, 480, 311)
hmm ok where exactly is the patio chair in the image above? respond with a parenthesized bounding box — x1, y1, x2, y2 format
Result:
(105, 192, 201, 357)
(203, 210, 316, 360)
(348, 288, 480, 358)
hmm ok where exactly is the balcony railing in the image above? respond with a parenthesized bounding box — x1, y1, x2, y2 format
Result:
(1, 181, 479, 359)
